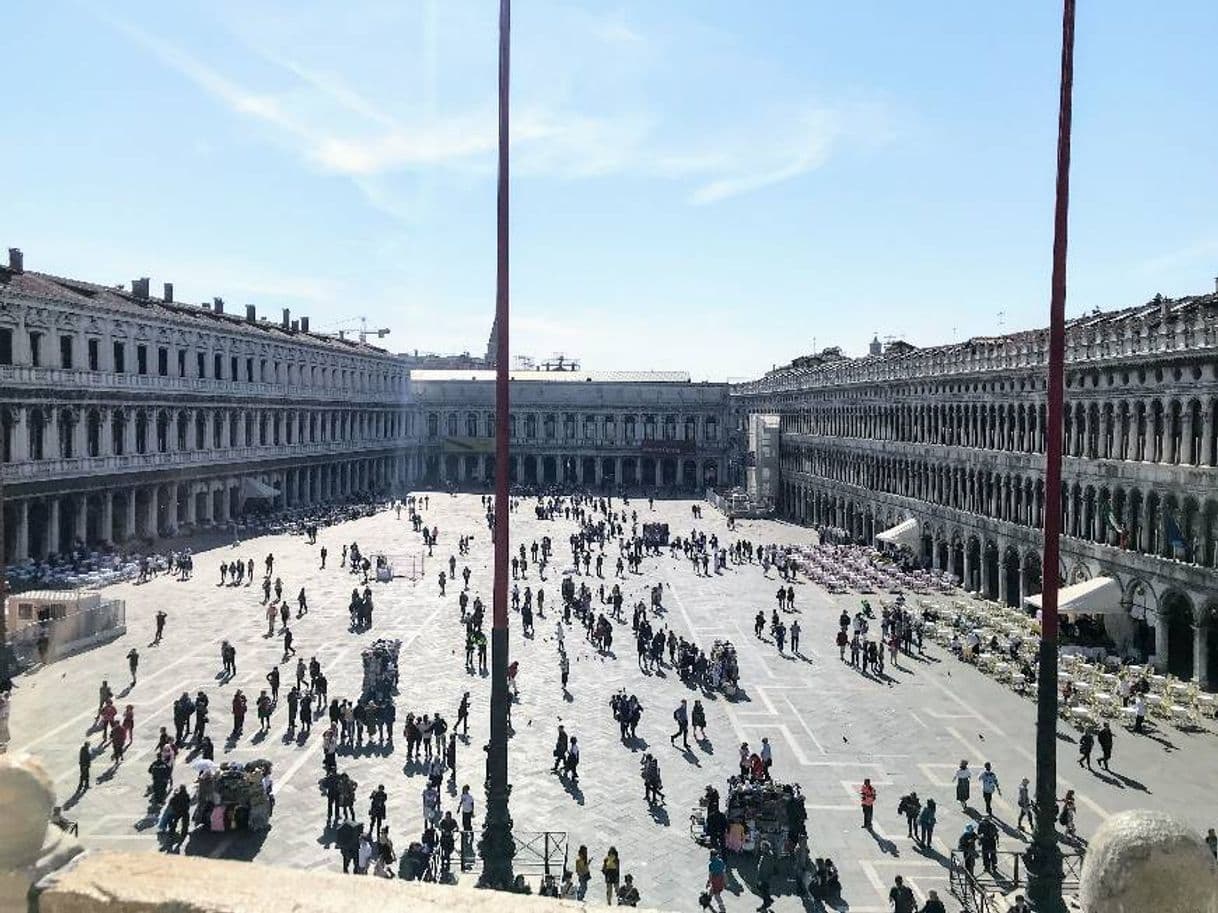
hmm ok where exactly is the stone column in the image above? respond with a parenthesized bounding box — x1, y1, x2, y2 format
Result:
(1153, 610, 1169, 672)
(45, 497, 60, 557)
(74, 494, 87, 543)
(184, 484, 197, 525)
(72, 410, 87, 460)
(1194, 622, 1210, 689)
(963, 547, 974, 593)
(1201, 413, 1214, 468)
(13, 500, 29, 562)
(124, 490, 137, 542)
(100, 492, 113, 544)
(148, 486, 160, 540)
(615, 457, 623, 483)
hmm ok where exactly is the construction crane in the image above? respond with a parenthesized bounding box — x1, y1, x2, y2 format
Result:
(317, 316, 391, 344)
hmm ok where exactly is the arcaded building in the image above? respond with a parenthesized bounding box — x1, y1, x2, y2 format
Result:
(410, 370, 731, 490)
(0, 249, 413, 562)
(734, 291, 1218, 685)
(0, 249, 731, 566)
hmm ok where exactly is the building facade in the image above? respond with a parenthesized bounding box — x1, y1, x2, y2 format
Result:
(734, 292, 1218, 686)
(0, 251, 730, 566)
(410, 370, 730, 490)
(0, 250, 415, 562)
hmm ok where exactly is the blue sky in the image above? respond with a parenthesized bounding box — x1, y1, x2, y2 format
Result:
(3, 1, 1216, 380)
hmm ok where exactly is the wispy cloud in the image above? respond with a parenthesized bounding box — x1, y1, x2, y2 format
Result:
(688, 111, 841, 204)
(108, 18, 316, 144)
(1137, 237, 1218, 275)
(105, 14, 887, 211)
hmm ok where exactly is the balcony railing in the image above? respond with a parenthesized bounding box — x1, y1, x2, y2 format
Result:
(0, 438, 411, 483)
(0, 364, 407, 404)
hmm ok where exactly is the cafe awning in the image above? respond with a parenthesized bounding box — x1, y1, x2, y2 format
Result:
(876, 517, 920, 550)
(1025, 577, 1123, 616)
(240, 477, 279, 500)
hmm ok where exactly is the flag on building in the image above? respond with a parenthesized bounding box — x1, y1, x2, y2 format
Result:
(1165, 512, 1187, 550)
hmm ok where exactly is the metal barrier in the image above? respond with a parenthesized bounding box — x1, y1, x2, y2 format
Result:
(949, 848, 1084, 912)
(511, 831, 569, 878)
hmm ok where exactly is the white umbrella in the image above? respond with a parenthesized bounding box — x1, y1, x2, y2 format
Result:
(189, 759, 220, 775)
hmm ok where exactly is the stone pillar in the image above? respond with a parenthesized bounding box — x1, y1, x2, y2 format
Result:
(963, 547, 974, 594)
(124, 491, 136, 542)
(1195, 623, 1210, 689)
(1153, 610, 1169, 672)
(184, 484, 197, 525)
(11, 408, 28, 462)
(72, 411, 87, 460)
(1201, 414, 1214, 468)
(615, 457, 623, 483)
(100, 492, 114, 544)
(13, 500, 29, 562)
(45, 497, 60, 557)
(148, 486, 160, 540)
(73, 494, 87, 544)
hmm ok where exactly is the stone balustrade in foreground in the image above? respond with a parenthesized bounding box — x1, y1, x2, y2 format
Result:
(2, 754, 1215, 913)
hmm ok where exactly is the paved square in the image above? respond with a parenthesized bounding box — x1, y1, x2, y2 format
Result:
(9, 495, 1216, 912)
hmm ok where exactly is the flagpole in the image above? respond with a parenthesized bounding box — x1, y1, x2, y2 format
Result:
(1027, 1, 1075, 910)
(478, 0, 516, 890)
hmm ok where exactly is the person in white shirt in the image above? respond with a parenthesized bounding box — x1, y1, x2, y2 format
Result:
(978, 762, 1000, 816)
(459, 784, 476, 831)
(357, 832, 374, 874)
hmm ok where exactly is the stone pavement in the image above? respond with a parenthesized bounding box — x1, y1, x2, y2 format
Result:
(9, 495, 1217, 913)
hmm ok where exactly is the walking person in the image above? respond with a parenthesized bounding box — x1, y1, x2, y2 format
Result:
(575, 845, 591, 900)
(602, 846, 620, 904)
(1078, 729, 1094, 770)
(917, 798, 937, 849)
(706, 849, 727, 913)
(860, 778, 877, 830)
(979, 762, 1000, 817)
(898, 791, 921, 838)
(1016, 778, 1033, 831)
(77, 741, 92, 793)
(670, 699, 690, 751)
(954, 760, 972, 810)
(755, 840, 777, 911)
(889, 876, 916, 913)
(1097, 722, 1114, 771)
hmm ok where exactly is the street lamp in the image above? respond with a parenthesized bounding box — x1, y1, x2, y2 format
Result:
(1026, 2, 1075, 911)
(478, 0, 516, 890)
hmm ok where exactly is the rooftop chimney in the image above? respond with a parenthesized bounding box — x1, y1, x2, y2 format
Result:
(281, 307, 291, 329)
(213, 297, 224, 315)
(291, 319, 299, 332)
(1214, 276, 1217, 294)
(1161, 297, 1171, 321)
(246, 304, 257, 323)
(7, 248, 23, 274)
(132, 277, 150, 300)
(300, 316, 310, 333)
(202, 302, 211, 311)
(163, 282, 174, 303)
(338, 330, 345, 340)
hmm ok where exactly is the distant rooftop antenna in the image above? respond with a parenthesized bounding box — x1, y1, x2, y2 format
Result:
(997, 310, 1006, 332)
(542, 352, 580, 372)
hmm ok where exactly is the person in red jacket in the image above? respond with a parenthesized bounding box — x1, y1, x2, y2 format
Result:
(860, 778, 877, 829)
